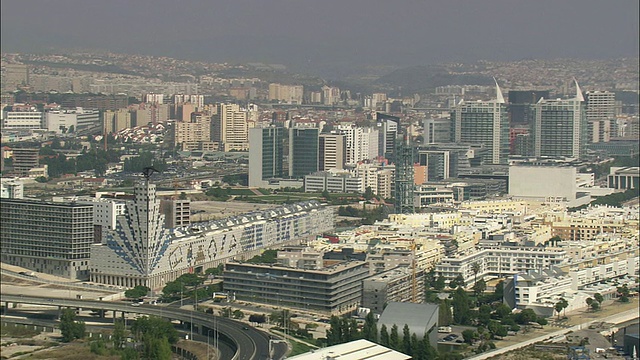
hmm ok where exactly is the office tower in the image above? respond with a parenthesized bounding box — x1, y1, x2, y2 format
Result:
(248, 126, 286, 187)
(452, 80, 509, 164)
(0, 198, 93, 279)
(212, 103, 249, 152)
(377, 113, 399, 162)
(12, 148, 39, 176)
(532, 80, 587, 159)
(508, 90, 549, 125)
(585, 91, 616, 143)
(509, 126, 531, 155)
(319, 133, 346, 171)
(289, 127, 319, 178)
(423, 117, 452, 144)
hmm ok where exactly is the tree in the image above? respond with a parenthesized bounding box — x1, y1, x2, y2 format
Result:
(434, 276, 446, 291)
(362, 312, 378, 342)
(494, 303, 512, 320)
(124, 285, 150, 299)
(389, 324, 400, 351)
(59, 308, 85, 342)
(472, 279, 487, 297)
(326, 316, 342, 345)
(471, 262, 481, 285)
(232, 309, 245, 319)
(477, 304, 492, 327)
(112, 319, 126, 349)
(586, 297, 594, 310)
(130, 316, 178, 344)
(554, 301, 564, 320)
(462, 329, 476, 344)
(402, 324, 412, 355)
(379, 324, 389, 347)
(452, 287, 472, 325)
(590, 301, 600, 311)
(515, 309, 537, 324)
(439, 299, 453, 326)
(593, 293, 604, 307)
(617, 284, 630, 302)
(205, 264, 224, 276)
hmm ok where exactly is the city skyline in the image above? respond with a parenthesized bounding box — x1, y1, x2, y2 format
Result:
(1, 0, 638, 76)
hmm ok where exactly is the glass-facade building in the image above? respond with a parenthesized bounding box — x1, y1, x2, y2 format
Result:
(532, 98, 587, 159)
(289, 127, 319, 178)
(452, 101, 509, 165)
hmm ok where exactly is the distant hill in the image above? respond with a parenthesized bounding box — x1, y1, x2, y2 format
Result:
(373, 65, 494, 94)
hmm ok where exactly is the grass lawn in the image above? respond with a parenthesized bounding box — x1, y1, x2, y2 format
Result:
(288, 338, 314, 356)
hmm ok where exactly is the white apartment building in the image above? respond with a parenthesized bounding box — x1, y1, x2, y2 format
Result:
(2, 110, 43, 130)
(435, 244, 568, 286)
(214, 103, 248, 152)
(304, 171, 364, 193)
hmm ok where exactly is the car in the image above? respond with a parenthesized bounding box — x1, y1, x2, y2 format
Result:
(242, 326, 249, 330)
(131, 302, 140, 307)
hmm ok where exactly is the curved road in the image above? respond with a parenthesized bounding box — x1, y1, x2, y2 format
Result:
(0, 294, 286, 360)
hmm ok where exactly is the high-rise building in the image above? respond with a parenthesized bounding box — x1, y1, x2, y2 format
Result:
(452, 81, 509, 164)
(248, 126, 286, 187)
(249, 125, 319, 186)
(174, 94, 204, 110)
(1, 64, 29, 91)
(289, 127, 319, 178)
(322, 85, 341, 105)
(212, 103, 249, 152)
(508, 90, 549, 125)
(585, 91, 616, 143)
(532, 80, 587, 159)
(174, 113, 212, 150)
(268, 83, 304, 104)
(319, 133, 346, 171)
(377, 113, 399, 162)
(0, 198, 93, 279)
(423, 118, 452, 144)
(145, 93, 164, 104)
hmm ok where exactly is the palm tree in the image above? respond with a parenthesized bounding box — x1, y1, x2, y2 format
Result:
(471, 262, 481, 285)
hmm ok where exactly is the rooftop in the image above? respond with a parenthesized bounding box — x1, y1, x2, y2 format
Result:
(287, 339, 410, 360)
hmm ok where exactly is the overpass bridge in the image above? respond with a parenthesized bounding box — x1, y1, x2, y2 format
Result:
(0, 294, 285, 360)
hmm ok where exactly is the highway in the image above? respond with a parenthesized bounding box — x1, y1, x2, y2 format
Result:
(0, 294, 287, 360)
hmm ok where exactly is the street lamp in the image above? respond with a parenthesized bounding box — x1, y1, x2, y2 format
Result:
(207, 329, 212, 360)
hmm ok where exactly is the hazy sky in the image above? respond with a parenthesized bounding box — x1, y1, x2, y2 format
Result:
(1, 0, 638, 69)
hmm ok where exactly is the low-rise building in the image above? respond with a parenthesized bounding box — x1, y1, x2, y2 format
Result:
(223, 260, 370, 315)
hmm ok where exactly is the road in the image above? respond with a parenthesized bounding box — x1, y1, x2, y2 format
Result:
(0, 294, 287, 360)
(466, 308, 639, 360)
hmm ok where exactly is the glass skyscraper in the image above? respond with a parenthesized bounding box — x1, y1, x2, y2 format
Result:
(452, 81, 509, 164)
(532, 80, 587, 159)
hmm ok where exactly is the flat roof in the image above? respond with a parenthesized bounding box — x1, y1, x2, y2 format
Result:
(287, 339, 410, 360)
